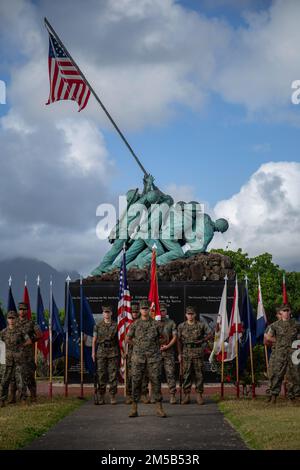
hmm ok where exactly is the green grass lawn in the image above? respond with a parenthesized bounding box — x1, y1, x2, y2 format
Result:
(218, 396, 300, 450)
(0, 396, 85, 450)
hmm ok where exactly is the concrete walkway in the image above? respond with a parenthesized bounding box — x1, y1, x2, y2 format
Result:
(27, 397, 247, 450)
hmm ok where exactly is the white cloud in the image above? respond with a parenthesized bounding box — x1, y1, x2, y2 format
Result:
(212, 161, 300, 269)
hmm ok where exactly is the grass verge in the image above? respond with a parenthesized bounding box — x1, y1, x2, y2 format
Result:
(217, 396, 300, 450)
(0, 396, 85, 450)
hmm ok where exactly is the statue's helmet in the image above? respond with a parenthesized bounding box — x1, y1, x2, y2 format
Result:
(214, 218, 229, 233)
(176, 201, 186, 209)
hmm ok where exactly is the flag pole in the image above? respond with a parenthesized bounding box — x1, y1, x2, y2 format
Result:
(44, 17, 148, 178)
(235, 277, 240, 399)
(80, 277, 84, 399)
(49, 276, 53, 400)
(35, 275, 41, 381)
(220, 275, 228, 399)
(64, 276, 71, 398)
(245, 276, 256, 399)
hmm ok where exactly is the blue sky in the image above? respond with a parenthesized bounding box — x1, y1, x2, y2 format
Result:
(0, 0, 300, 274)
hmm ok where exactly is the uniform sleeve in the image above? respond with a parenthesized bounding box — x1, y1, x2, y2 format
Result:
(177, 324, 182, 339)
(93, 323, 98, 338)
(268, 323, 276, 337)
(0, 330, 5, 341)
(127, 322, 136, 338)
(172, 321, 177, 337)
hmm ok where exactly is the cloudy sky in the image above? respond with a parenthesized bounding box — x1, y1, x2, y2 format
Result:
(0, 0, 300, 275)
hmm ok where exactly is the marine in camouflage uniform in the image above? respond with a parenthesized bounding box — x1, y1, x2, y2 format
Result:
(13, 302, 41, 402)
(126, 299, 167, 418)
(178, 306, 211, 405)
(92, 305, 119, 405)
(265, 304, 300, 403)
(159, 303, 178, 404)
(125, 303, 149, 404)
(0, 311, 29, 406)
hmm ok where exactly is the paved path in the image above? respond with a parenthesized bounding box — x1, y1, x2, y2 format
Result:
(27, 397, 247, 450)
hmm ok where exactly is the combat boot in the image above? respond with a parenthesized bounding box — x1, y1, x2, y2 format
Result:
(125, 396, 133, 405)
(110, 395, 117, 405)
(196, 393, 204, 405)
(8, 396, 16, 405)
(266, 395, 272, 403)
(98, 394, 105, 405)
(155, 402, 167, 418)
(1, 400, 5, 408)
(270, 395, 277, 404)
(141, 394, 150, 404)
(182, 393, 190, 404)
(129, 402, 138, 418)
(170, 393, 177, 404)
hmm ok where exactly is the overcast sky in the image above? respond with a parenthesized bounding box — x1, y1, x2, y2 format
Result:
(0, 0, 300, 276)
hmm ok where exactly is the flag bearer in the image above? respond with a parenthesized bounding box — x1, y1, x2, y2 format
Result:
(159, 303, 178, 404)
(0, 311, 29, 407)
(92, 305, 119, 405)
(178, 306, 211, 405)
(265, 304, 300, 404)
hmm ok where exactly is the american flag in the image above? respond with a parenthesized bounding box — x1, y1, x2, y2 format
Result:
(45, 27, 91, 111)
(118, 247, 133, 378)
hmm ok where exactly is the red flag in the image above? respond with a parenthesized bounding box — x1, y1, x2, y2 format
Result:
(282, 273, 288, 305)
(23, 283, 32, 320)
(148, 246, 161, 320)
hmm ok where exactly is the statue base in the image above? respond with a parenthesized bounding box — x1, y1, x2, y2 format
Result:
(87, 252, 235, 283)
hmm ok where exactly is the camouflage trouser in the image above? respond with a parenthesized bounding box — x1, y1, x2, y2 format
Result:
(161, 355, 176, 394)
(0, 364, 5, 383)
(132, 356, 162, 403)
(126, 355, 149, 398)
(0, 363, 27, 401)
(269, 355, 297, 398)
(97, 355, 118, 396)
(182, 355, 204, 394)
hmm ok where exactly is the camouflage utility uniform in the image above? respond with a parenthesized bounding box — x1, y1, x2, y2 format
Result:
(0, 327, 27, 401)
(268, 319, 300, 398)
(178, 320, 209, 395)
(126, 334, 149, 400)
(127, 317, 163, 403)
(93, 320, 119, 397)
(160, 317, 177, 395)
(15, 317, 40, 399)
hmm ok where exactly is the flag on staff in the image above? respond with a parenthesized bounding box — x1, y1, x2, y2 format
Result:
(80, 287, 95, 374)
(7, 278, 17, 313)
(51, 295, 64, 360)
(239, 285, 257, 374)
(36, 285, 49, 359)
(23, 282, 32, 320)
(225, 277, 242, 362)
(282, 272, 288, 305)
(0, 305, 6, 331)
(148, 245, 161, 320)
(64, 290, 80, 360)
(209, 276, 229, 363)
(45, 22, 91, 111)
(256, 275, 267, 340)
(117, 247, 133, 379)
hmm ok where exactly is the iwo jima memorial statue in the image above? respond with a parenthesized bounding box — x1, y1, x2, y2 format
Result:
(43, 18, 237, 374)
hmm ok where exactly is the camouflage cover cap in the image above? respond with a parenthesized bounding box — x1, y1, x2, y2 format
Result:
(131, 303, 140, 312)
(278, 304, 291, 311)
(7, 311, 17, 319)
(140, 300, 150, 308)
(18, 302, 28, 310)
(186, 306, 196, 314)
(102, 305, 112, 312)
(160, 303, 168, 310)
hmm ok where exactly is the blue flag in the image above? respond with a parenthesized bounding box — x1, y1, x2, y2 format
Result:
(0, 305, 6, 331)
(7, 286, 17, 313)
(64, 290, 80, 360)
(52, 295, 64, 360)
(36, 286, 49, 359)
(239, 286, 257, 374)
(80, 284, 95, 374)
